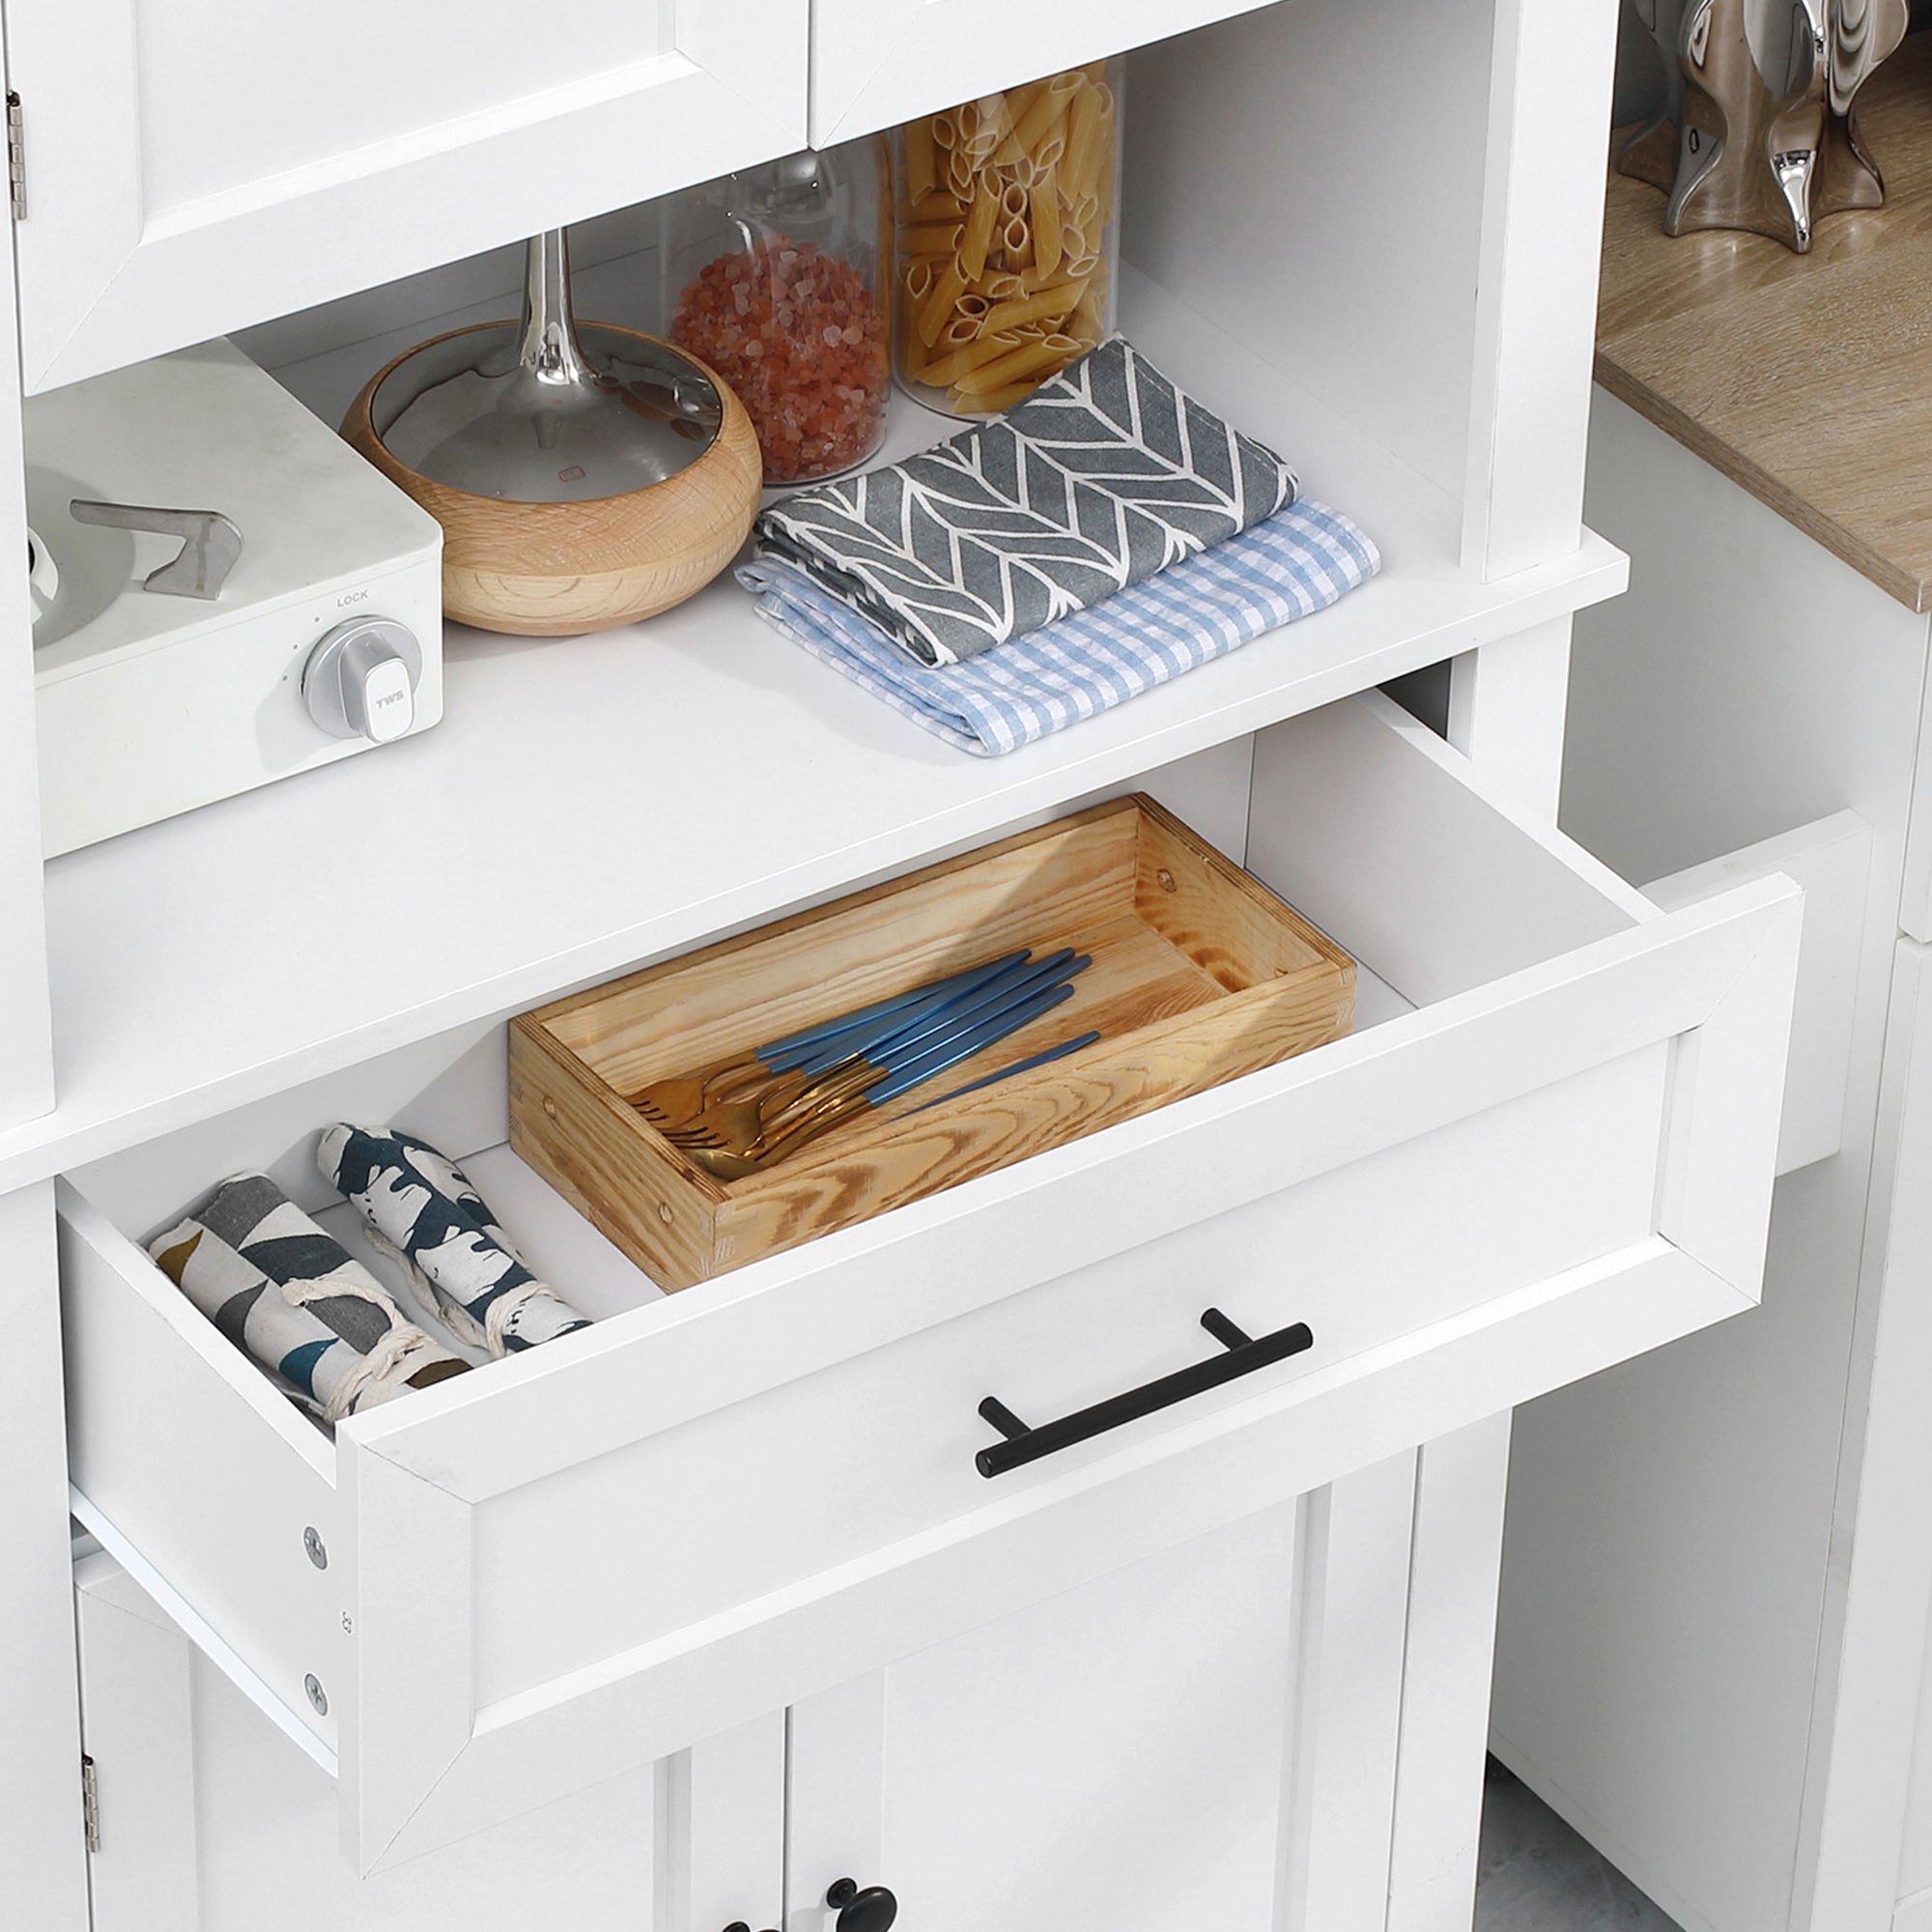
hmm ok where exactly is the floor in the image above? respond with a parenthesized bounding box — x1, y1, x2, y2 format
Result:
(1474, 1761, 1685, 1931)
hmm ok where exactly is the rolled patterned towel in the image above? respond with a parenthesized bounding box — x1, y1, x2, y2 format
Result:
(753, 336, 1298, 666)
(319, 1125, 592, 1356)
(153, 1174, 469, 1423)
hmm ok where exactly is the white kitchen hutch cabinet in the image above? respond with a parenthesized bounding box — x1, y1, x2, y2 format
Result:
(1490, 41, 1932, 1932)
(0, 0, 1810, 1925)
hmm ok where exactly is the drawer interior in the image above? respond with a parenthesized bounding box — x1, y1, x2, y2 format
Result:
(68, 691, 1646, 1335)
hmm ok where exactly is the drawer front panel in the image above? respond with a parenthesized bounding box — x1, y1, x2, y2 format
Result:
(468, 1049, 1664, 1708)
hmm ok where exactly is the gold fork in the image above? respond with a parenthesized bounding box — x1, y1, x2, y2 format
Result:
(681, 1085, 877, 1181)
(660, 1056, 885, 1153)
(629, 1050, 786, 1128)
(631, 951, 1036, 1128)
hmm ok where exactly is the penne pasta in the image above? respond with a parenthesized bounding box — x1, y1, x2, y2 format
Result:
(909, 188, 966, 220)
(980, 282, 1082, 334)
(902, 119, 939, 202)
(916, 258, 968, 346)
(1010, 71, 1080, 156)
(899, 221, 964, 256)
(959, 178, 1001, 279)
(1063, 83, 1110, 206)
(961, 377, 1049, 412)
(894, 63, 1118, 415)
(952, 334, 1078, 396)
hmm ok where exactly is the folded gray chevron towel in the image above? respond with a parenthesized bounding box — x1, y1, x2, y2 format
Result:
(753, 336, 1297, 666)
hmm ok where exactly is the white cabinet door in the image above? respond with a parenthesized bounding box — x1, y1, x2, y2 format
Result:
(807, 0, 1277, 144)
(781, 1456, 1431, 1932)
(73, 1548, 784, 1932)
(7, 0, 808, 393)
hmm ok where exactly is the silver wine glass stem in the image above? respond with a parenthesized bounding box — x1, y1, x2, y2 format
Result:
(516, 230, 592, 389)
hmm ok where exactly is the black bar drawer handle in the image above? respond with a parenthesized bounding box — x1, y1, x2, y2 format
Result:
(975, 1307, 1315, 1479)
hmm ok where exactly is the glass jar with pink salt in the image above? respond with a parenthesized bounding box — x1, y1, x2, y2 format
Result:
(663, 142, 892, 485)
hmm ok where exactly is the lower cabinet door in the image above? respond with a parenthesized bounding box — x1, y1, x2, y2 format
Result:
(782, 1449, 1463, 1932)
(58, 692, 1804, 1873)
(71, 1548, 669, 1932)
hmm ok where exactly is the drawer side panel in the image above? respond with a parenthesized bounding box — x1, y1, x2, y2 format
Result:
(58, 1182, 343, 1758)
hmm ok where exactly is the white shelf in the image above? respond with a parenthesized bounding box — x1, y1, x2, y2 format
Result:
(3, 270, 1624, 1194)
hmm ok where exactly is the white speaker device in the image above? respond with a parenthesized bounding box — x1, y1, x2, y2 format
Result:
(27, 339, 443, 858)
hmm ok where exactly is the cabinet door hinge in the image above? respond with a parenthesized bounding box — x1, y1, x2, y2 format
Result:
(81, 1753, 99, 1854)
(7, 93, 25, 221)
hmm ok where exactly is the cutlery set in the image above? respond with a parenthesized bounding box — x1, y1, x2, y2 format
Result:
(630, 949, 1098, 1179)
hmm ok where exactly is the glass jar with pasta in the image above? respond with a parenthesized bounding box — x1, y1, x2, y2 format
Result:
(663, 142, 893, 484)
(892, 62, 1122, 417)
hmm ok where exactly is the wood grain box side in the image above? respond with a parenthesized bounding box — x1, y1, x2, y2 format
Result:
(711, 963, 1355, 1272)
(508, 1017, 724, 1290)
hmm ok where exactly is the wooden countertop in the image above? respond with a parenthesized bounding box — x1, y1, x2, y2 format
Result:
(1597, 34, 1932, 611)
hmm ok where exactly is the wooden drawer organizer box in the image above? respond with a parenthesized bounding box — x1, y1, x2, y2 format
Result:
(511, 796, 1355, 1288)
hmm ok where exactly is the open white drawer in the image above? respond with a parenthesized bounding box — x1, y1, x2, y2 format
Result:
(58, 692, 1800, 1873)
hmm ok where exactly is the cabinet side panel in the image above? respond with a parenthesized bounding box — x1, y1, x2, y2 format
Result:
(0, 1184, 88, 1931)
(1123, 0, 1490, 504)
(1495, 393, 1922, 1932)
(0, 64, 53, 1125)
(1809, 937, 1932, 1929)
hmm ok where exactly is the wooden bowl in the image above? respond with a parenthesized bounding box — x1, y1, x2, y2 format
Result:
(343, 324, 763, 638)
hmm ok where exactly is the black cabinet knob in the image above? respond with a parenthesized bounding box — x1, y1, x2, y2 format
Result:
(826, 1876, 898, 1932)
(720, 1922, 777, 1932)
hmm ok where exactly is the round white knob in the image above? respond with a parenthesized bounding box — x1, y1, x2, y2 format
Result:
(302, 617, 421, 744)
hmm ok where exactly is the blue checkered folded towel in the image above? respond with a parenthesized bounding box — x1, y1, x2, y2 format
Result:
(737, 497, 1379, 757)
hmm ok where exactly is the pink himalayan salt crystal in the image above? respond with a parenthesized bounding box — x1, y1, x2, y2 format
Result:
(670, 235, 888, 482)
